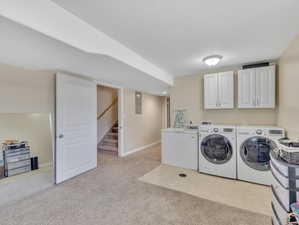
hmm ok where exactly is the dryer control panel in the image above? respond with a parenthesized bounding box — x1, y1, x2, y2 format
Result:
(199, 126, 235, 135)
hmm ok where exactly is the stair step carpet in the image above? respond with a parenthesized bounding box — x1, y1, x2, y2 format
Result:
(98, 121, 119, 154)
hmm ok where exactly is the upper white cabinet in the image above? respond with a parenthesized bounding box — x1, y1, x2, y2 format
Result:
(238, 65, 275, 108)
(238, 68, 256, 108)
(204, 71, 234, 109)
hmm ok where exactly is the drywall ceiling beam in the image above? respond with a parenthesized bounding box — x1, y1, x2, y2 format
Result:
(0, 0, 173, 85)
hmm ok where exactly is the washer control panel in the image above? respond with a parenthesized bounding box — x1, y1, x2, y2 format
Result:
(256, 129, 263, 135)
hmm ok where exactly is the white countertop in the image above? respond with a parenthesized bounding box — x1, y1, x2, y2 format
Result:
(161, 128, 198, 134)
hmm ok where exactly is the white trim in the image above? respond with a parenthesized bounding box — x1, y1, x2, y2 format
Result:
(48, 112, 56, 184)
(97, 80, 122, 89)
(96, 83, 125, 158)
(121, 141, 161, 157)
(118, 88, 125, 157)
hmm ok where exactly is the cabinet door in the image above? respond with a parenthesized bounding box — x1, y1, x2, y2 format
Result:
(238, 68, 256, 108)
(218, 71, 234, 109)
(255, 66, 275, 108)
(162, 132, 198, 170)
(204, 73, 218, 109)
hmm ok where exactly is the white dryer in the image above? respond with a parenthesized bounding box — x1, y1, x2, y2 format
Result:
(198, 125, 237, 179)
(237, 126, 285, 185)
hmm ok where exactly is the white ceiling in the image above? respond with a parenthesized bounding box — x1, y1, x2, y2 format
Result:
(0, 17, 170, 95)
(52, 0, 299, 76)
(0, 0, 298, 95)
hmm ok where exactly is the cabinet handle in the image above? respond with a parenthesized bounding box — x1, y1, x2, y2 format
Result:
(257, 97, 260, 106)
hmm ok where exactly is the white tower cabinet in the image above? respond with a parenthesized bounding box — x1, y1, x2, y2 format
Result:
(204, 71, 234, 109)
(238, 65, 275, 108)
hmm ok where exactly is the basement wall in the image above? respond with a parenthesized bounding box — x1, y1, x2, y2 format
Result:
(0, 113, 53, 166)
(169, 67, 277, 126)
(0, 63, 163, 157)
(0, 63, 55, 114)
(123, 89, 163, 154)
(277, 34, 299, 138)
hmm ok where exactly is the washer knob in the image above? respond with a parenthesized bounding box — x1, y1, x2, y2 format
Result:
(213, 128, 219, 133)
(256, 129, 262, 135)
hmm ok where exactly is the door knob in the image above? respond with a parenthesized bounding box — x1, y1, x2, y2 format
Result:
(58, 134, 64, 139)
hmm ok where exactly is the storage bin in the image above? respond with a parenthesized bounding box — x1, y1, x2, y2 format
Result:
(274, 139, 299, 165)
(5, 152, 30, 163)
(6, 159, 30, 170)
(272, 203, 283, 225)
(5, 166, 30, 177)
(271, 152, 299, 210)
(272, 187, 289, 224)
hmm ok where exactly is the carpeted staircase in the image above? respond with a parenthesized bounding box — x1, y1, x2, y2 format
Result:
(98, 122, 118, 153)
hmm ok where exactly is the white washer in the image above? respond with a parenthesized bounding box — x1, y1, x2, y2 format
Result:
(198, 125, 237, 179)
(237, 126, 285, 185)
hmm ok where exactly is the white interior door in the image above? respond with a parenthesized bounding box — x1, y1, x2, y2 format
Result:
(56, 73, 97, 184)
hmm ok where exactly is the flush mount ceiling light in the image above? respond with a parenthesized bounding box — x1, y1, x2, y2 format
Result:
(203, 55, 223, 66)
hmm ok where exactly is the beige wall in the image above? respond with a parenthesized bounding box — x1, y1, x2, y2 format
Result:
(0, 63, 164, 158)
(0, 113, 53, 166)
(169, 70, 277, 126)
(123, 89, 163, 153)
(0, 63, 55, 114)
(277, 35, 299, 138)
(0, 63, 55, 165)
(97, 85, 118, 143)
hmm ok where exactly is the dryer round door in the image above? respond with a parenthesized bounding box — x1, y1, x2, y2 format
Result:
(240, 137, 275, 171)
(201, 134, 233, 164)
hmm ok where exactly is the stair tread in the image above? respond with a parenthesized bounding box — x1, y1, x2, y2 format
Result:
(103, 139, 118, 143)
(99, 145, 118, 151)
(98, 122, 119, 152)
(101, 140, 118, 147)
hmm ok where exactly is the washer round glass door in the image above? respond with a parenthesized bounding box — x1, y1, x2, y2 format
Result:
(240, 137, 275, 171)
(201, 134, 233, 164)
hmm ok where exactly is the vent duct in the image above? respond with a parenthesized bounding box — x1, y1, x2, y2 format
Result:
(242, 62, 270, 69)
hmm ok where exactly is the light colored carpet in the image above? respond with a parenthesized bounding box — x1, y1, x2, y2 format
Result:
(0, 165, 54, 207)
(139, 164, 271, 216)
(0, 145, 270, 225)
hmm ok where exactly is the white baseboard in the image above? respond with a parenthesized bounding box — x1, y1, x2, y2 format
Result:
(121, 140, 161, 157)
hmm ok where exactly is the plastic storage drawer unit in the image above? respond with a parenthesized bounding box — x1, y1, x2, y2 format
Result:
(270, 151, 299, 225)
(3, 145, 31, 177)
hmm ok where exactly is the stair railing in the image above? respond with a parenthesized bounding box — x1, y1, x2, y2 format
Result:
(97, 98, 118, 120)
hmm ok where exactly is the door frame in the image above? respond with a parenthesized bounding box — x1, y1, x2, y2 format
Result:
(97, 81, 125, 157)
(53, 78, 125, 184)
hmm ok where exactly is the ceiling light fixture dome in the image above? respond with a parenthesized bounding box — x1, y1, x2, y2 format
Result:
(203, 55, 223, 66)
